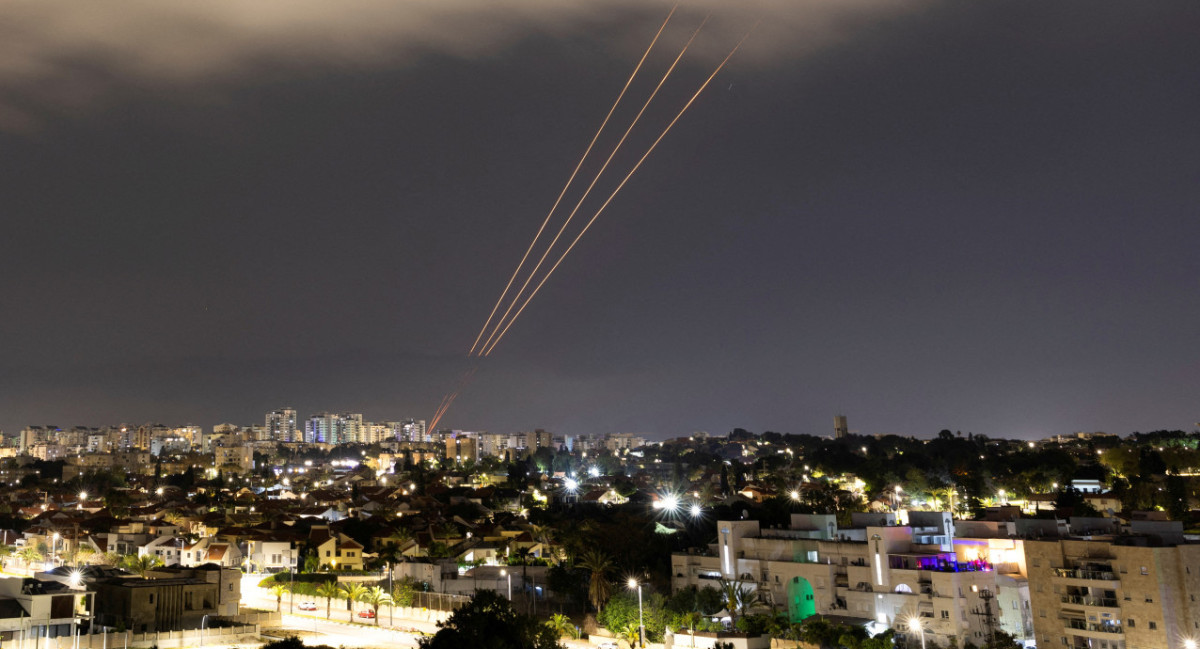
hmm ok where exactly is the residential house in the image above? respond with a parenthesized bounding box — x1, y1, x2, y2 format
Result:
(309, 526, 364, 570)
(0, 577, 91, 646)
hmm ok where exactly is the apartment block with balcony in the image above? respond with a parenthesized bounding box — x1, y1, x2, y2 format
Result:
(671, 512, 1002, 648)
(1025, 519, 1200, 649)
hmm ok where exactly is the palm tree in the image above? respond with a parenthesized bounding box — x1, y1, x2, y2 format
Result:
(377, 541, 404, 591)
(577, 549, 614, 612)
(529, 524, 555, 553)
(18, 546, 43, 570)
(269, 583, 290, 612)
(511, 546, 533, 614)
(425, 541, 451, 558)
(360, 586, 393, 626)
(678, 611, 703, 634)
(546, 613, 576, 640)
(340, 582, 367, 615)
(615, 621, 640, 649)
(120, 554, 163, 578)
(717, 578, 755, 628)
(316, 581, 342, 619)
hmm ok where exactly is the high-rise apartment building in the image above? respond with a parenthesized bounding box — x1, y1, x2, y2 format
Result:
(401, 419, 427, 443)
(266, 408, 298, 442)
(604, 432, 645, 452)
(342, 413, 364, 444)
(445, 432, 479, 464)
(173, 425, 202, 446)
(305, 413, 343, 444)
(522, 429, 554, 454)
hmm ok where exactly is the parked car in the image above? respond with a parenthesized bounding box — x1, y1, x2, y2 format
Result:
(297, 601, 318, 611)
(357, 609, 375, 619)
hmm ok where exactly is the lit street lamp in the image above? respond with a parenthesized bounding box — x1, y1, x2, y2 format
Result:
(627, 578, 644, 648)
(908, 617, 926, 649)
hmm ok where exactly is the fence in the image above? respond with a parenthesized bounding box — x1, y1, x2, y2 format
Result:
(42, 624, 260, 649)
(408, 591, 470, 612)
(218, 611, 281, 626)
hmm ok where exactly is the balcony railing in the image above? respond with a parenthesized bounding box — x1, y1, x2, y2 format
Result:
(1065, 619, 1123, 635)
(1061, 594, 1119, 607)
(1054, 568, 1116, 581)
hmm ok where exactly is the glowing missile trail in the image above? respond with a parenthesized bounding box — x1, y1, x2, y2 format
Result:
(467, 5, 679, 357)
(481, 27, 756, 357)
(427, 365, 478, 432)
(476, 16, 710, 357)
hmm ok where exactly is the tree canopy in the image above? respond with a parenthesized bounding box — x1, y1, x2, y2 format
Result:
(418, 590, 562, 649)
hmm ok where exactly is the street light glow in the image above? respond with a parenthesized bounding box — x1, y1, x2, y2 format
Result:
(690, 504, 702, 518)
(564, 477, 578, 492)
(627, 577, 638, 589)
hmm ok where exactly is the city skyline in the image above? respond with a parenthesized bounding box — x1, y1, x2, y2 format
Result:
(2, 1, 1198, 439)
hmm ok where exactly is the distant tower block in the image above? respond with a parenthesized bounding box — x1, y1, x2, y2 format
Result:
(834, 415, 848, 439)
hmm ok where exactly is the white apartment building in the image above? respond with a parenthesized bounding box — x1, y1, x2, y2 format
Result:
(672, 512, 1004, 648)
(605, 433, 646, 452)
(401, 419, 427, 442)
(267, 408, 299, 442)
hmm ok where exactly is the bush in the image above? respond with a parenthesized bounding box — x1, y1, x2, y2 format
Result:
(597, 591, 668, 642)
(259, 573, 338, 587)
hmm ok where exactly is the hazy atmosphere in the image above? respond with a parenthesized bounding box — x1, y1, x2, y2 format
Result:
(3, 0, 1198, 439)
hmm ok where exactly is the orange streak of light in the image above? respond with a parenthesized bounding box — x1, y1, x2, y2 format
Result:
(426, 366, 480, 432)
(478, 15, 709, 356)
(482, 27, 756, 357)
(467, 5, 679, 357)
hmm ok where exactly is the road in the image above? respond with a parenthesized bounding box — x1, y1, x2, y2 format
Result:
(241, 573, 443, 647)
(240, 574, 598, 649)
(273, 613, 424, 647)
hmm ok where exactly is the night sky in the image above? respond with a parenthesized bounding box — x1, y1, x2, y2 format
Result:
(2, 1, 1198, 440)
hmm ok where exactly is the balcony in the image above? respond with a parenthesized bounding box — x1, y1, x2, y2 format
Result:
(1061, 594, 1119, 608)
(1053, 568, 1117, 581)
(889, 553, 992, 573)
(1065, 619, 1123, 635)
